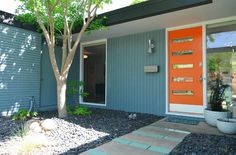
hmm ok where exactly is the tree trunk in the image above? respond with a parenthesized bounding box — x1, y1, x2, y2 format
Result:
(57, 79, 67, 118)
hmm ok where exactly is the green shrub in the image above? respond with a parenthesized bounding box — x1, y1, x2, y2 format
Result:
(67, 105, 91, 116)
(73, 105, 92, 116)
(66, 80, 92, 116)
(66, 104, 73, 115)
(67, 80, 88, 105)
(12, 109, 38, 121)
(14, 123, 29, 138)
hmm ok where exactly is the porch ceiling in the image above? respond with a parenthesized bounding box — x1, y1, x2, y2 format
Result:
(74, 0, 236, 42)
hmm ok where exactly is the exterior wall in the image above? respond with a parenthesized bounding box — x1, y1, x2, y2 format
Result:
(83, 30, 167, 116)
(105, 29, 166, 116)
(0, 23, 41, 116)
(0, 22, 166, 116)
(40, 44, 80, 110)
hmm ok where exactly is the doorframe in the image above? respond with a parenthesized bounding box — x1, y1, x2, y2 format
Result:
(80, 39, 107, 107)
(165, 16, 236, 118)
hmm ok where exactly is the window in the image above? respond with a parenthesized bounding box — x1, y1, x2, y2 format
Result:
(81, 41, 106, 105)
(207, 21, 236, 107)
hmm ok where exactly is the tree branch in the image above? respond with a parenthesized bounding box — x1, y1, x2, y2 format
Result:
(69, 0, 87, 32)
(61, 0, 70, 73)
(45, 0, 60, 80)
(62, 1, 99, 77)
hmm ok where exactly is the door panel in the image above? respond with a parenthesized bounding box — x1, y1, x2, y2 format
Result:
(168, 27, 203, 111)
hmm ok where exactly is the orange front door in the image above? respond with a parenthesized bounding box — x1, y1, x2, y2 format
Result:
(168, 26, 203, 114)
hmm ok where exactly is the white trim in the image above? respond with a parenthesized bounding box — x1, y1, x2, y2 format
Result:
(166, 16, 236, 31)
(202, 24, 207, 110)
(166, 112, 204, 118)
(165, 16, 236, 117)
(80, 39, 107, 107)
(165, 29, 169, 115)
(169, 104, 204, 114)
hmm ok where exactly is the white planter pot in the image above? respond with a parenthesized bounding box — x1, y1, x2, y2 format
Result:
(217, 118, 236, 134)
(204, 109, 230, 127)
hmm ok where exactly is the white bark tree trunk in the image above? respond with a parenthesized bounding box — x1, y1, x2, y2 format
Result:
(57, 79, 67, 118)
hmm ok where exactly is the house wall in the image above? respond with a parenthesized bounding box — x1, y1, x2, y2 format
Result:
(104, 29, 166, 116)
(40, 44, 80, 110)
(83, 29, 166, 116)
(0, 23, 41, 116)
(0, 22, 166, 116)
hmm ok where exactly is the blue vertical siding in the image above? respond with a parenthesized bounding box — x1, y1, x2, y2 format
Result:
(106, 29, 166, 116)
(0, 22, 166, 116)
(0, 23, 41, 116)
(40, 44, 80, 110)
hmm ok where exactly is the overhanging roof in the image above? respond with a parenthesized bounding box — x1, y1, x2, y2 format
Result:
(98, 0, 212, 26)
(78, 0, 236, 42)
(0, 0, 213, 33)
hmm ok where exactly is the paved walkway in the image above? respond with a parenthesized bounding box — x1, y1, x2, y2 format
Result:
(81, 117, 236, 155)
(81, 119, 191, 155)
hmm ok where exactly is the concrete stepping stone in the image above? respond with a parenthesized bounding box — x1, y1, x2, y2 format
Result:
(97, 141, 164, 155)
(142, 125, 190, 139)
(81, 124, 191, 155)
(112, 137, 172, 154)
(121, 133, 178, 149)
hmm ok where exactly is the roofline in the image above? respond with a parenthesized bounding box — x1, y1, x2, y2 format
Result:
(0, 10, 37, 32)
(0, 0, 213, 33)
(97, 0, 213, 26)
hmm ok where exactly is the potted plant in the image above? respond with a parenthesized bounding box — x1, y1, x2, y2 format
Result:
(217, 117, 236, 134)
(204, 78, 231, 126)
(216, 102, 236, 134)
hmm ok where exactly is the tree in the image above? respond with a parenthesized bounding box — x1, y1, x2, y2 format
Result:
(130, 0, 146, 5)
(16, 0, 111, 118)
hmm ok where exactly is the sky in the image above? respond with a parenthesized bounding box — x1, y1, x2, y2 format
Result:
(0, 0, 134, 14)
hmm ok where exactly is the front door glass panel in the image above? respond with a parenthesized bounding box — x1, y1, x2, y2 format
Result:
(207, 21, 236, 107)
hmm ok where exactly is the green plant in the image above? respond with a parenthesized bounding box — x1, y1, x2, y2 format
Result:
(131, 0, 147, 5)
(66, 80, 91, 116)
(66, 105, 91, 116)
(14, 123, 29, 138)
(12, 110, 38, 137)
(67, 80, 88, 105)
(66, 104, 73, 115)
(209, 78, 229, 111)
(73, 105, 92, 116)
(12, 109, 38, 121)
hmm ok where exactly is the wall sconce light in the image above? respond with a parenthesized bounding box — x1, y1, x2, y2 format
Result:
(148, 39, 155, 54)
(83, 54, 88, 59)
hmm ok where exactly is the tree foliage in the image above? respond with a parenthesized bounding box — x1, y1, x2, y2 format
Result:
(131, 0, 147, 5)
(16, 0, 111, 37)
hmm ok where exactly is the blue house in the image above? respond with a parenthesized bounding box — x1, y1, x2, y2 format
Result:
(0, 0, 236, 118)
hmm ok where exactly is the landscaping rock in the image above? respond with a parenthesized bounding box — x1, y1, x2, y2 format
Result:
(29, 121, 42, 133)
(169, 133, 236, 155)
(41, 119, 57, 131)
(0, 108, 161, 154)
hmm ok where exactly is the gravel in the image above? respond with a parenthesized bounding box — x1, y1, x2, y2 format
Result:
(169, 133, 236, 155)
(0, 108, 162, 154)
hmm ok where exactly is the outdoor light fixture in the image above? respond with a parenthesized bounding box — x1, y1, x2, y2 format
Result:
(83, 54, 88, 59)
(148, 39, 155, 54)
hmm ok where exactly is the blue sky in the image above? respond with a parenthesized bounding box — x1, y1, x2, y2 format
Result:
(207, 31, 236, 49)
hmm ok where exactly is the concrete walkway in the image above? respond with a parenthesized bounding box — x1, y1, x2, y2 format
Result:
(81, 117, 236, 155)
(81, 119, 191, 155)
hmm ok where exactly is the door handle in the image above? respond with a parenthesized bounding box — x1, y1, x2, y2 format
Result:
(199, 76, 205, 81)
